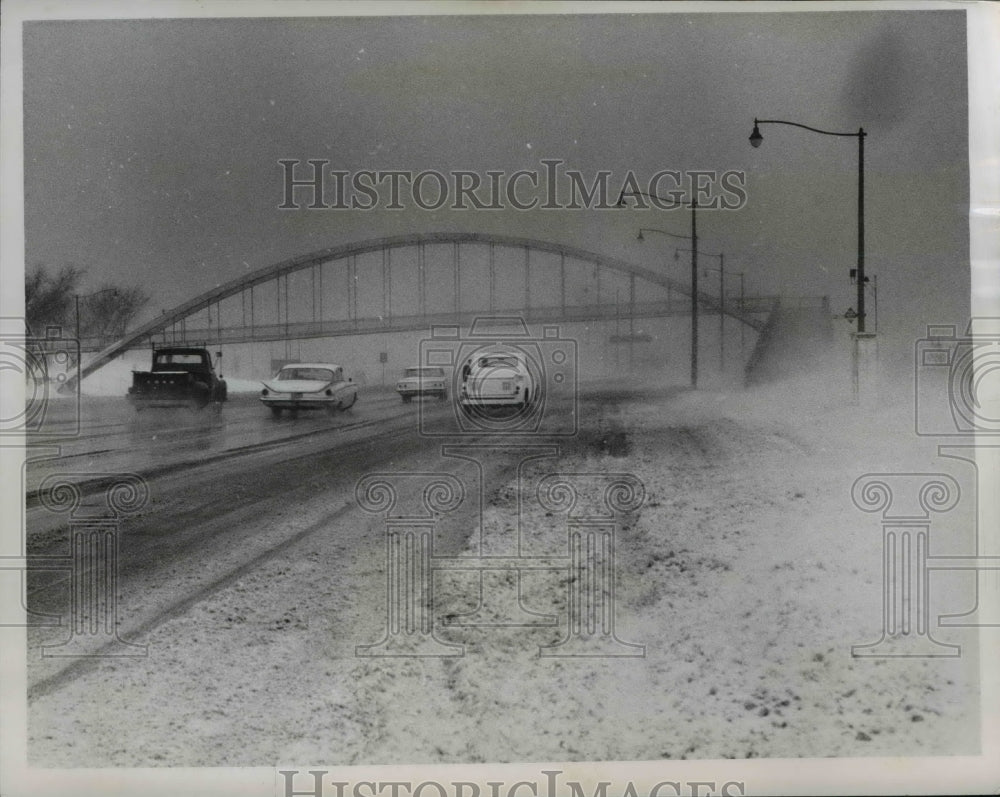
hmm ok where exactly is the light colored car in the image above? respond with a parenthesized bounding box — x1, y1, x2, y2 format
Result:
(396, 366, 449, 403)
(459, 350, 534, 411)
(260, 363, 358, 417)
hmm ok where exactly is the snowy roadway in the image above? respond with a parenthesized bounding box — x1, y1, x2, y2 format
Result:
(24, 389, 413, 498)
(22, 380, 981, 766)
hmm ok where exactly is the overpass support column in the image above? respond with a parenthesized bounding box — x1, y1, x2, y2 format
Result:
(524, 247, 531, 317)
(283, 274, 290, 358)
(629, 274, 636, 368)
(489, 242, 495, 313)
(349, 255, 358, 325)
(453, 242, 460, 315)
(382, 248, 391, 324)
(560, 254, 566, 319)
(594, 264, 600, 313)
(418, 242, 426, 320)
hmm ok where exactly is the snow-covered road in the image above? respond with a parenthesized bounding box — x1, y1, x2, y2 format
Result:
(24, 379, 982, 766)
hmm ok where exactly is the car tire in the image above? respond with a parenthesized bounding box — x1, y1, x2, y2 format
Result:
(402, 395, 412, 404)
(270, 406, 282, 418)
(439, 391, 448, 401)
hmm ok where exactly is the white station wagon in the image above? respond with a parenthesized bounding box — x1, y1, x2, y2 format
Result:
(396, 366, 449, 403)
(260, 363, 358, 417)
(460, 350, 535, 412)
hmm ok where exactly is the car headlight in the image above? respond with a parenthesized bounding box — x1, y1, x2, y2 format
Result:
(261, 388, 269, 396)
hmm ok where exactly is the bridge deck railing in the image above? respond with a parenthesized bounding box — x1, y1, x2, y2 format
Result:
(107, 299, 774, 351)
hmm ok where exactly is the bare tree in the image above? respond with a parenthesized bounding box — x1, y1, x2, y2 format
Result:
(82, 285, 148, 339)
(25, 264, 149, 342)
(25, 264, 84, 335)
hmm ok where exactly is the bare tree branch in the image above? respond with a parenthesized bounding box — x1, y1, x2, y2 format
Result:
(25, 264, 149, 342)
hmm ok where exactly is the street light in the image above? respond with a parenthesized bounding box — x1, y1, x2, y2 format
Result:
(870, 274, 878, 334)
(732, 271, 747, 353)
(618, 189, 699, 388)
(634, 225, 698, 386)
(674, 248, 736, 371)
(748, 117, 867, 333)
(686, 253, 746, 369)
(851, 269, 878, 335)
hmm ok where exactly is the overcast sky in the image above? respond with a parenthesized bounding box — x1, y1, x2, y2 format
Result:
(20, 8, 969, 356)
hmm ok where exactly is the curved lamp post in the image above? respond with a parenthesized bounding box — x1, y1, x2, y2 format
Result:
(732, 271, 747, 353)
(749, 118, 867, 332)
(618, 189, 699, 388)
(675, 248, 733, 371)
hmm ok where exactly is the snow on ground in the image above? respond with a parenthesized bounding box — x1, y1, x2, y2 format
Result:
(328, 377, 979, 763)
(28, 369, 981, 766)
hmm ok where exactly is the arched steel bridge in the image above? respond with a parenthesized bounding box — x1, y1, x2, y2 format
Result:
(79, 232, 772, 382)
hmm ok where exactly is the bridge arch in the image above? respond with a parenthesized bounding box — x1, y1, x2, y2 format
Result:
(79, 232, 766, 381)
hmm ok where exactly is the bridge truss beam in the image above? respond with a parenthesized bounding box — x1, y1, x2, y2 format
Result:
(77, 232, 770, 381)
